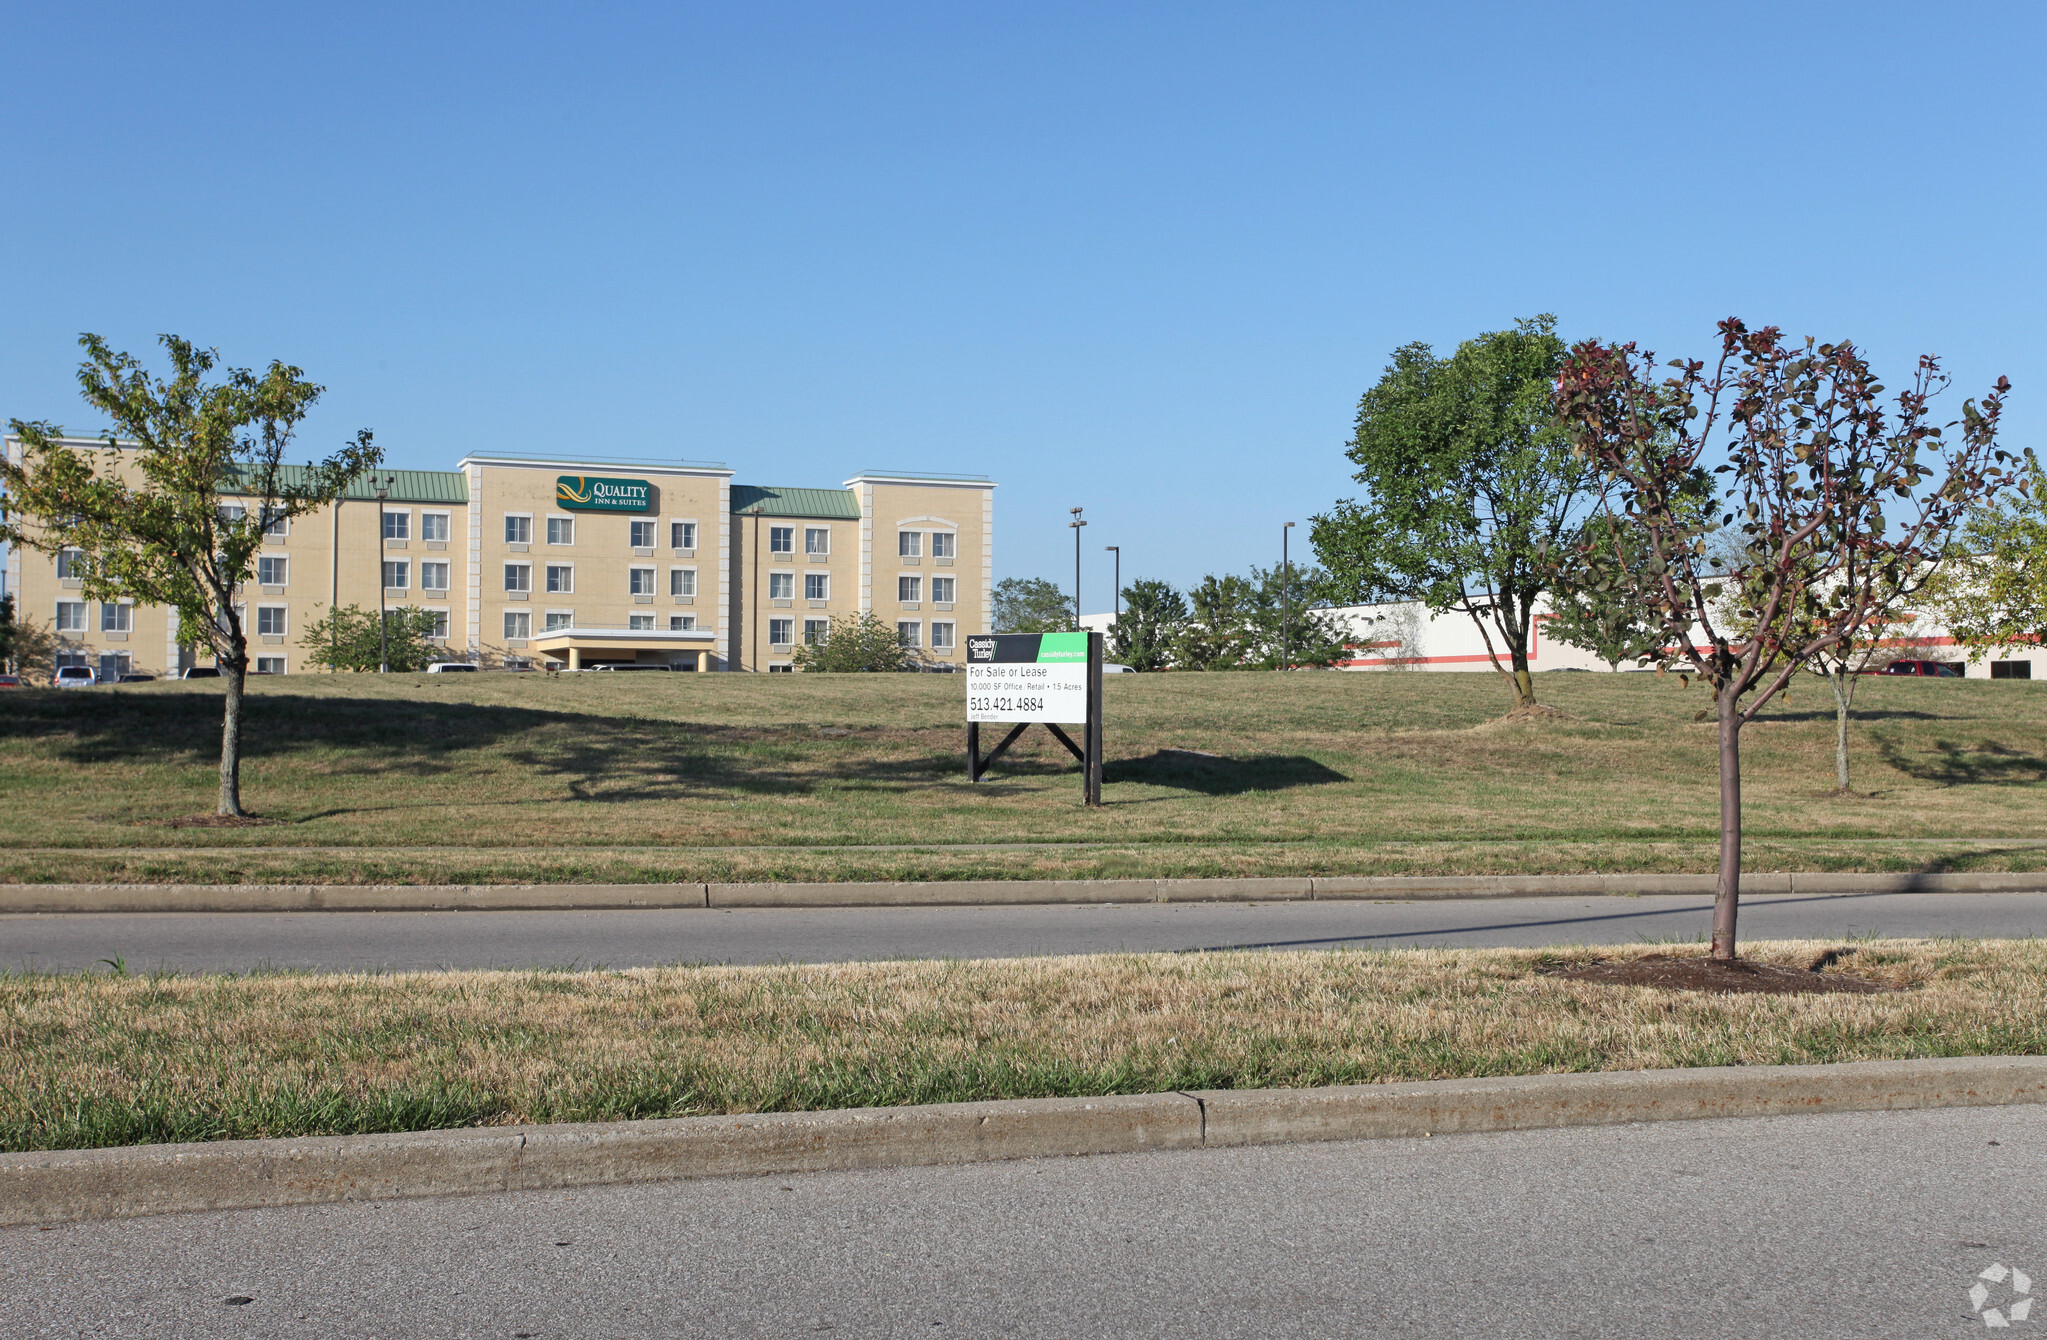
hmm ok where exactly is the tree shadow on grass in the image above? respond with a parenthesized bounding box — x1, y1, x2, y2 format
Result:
(1871, 735, 2047, 787)
(1104, 750, 1349, 796)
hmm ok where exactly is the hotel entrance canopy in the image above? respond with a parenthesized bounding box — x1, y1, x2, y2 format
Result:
(531, 627, 717, 670)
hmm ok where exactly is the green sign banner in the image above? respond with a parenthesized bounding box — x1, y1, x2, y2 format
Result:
(556, 475, 653, 513)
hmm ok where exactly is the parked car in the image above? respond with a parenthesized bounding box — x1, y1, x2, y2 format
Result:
(117, 672, 156, 683)
(1104, 663, 1135, 674)
(180, 666, 222, 679)
(425, 661, 479, 673)
(1875, 659, 1963, 678)
(54, 665, 97, 688)
(593, 663, 671, 671)
(0, 674, 22, 688)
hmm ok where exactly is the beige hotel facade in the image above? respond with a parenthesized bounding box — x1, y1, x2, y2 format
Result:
(1, 439, 996, 676)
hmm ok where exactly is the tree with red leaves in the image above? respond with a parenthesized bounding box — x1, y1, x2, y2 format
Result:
(1555, 320, 2014, 960)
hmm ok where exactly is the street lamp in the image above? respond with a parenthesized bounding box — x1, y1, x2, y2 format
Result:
(1281, 521, 1296, 672)
(1068, 508, 1086, 631)
(1104, 545, 1120, 622)
(373, 474, 396, 672)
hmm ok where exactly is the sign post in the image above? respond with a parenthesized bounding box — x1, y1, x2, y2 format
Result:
(964, 631, 1103, 806)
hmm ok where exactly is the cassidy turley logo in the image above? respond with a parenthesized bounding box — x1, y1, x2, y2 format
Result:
(966, 637, 997, 661)
(1971, 1263, 2033, 1328)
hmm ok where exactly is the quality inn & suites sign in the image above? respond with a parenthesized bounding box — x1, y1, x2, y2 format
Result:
(556, 475, 653, 513)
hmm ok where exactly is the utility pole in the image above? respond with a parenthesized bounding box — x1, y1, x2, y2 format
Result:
(375, 474, 395, 673)
(1281, 520, 1295, 672)
(1068, 507, 1086, 631)
(1105, 545, 1120, 623)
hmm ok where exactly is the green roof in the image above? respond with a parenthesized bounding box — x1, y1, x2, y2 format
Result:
(730, 485, 861, 520)
(223, 465, 469, 505)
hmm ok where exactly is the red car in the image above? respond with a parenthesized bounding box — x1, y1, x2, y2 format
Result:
(1876, 659, 1963, 677)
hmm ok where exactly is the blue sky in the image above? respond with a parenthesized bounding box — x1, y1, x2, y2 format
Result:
(4, 2, 2038, 606)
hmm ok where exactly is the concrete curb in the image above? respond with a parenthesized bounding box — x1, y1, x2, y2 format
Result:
(6, 1056, 2044, 1226)
(4, 870, 2047, 913)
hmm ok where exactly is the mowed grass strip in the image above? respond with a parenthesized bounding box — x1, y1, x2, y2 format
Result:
(4, 939, 2043, 1153)
(1, 671, 2045, 883)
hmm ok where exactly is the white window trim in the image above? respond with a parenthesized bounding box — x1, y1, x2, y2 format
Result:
(55, 600, 87, 632)
(503, 512, 535, 543)
(257, 555, 290, 583)
(383, 559, 412, 590)
(897, 531, 923, 557)
(504, 561, 532, 591)
(419, 560, 452, 593)
(255, 603, 289, 635)
(503, 610, 532, 637)
(930, 620, 957, 650)
(804, 526, 832, 555)
(670, 519, 699, 546)
(544, 562, 575, 594)
(670, 567, 698, 596)
(100, 600, 134, 632)
(805, 573, 830, 599)
(382, 508, 414, 539)
(420, 509, 454, 542)
(545, 514, 576, 545)
(543, 609, 577, 630)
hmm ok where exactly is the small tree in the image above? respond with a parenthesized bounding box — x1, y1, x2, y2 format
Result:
(1109, 579, 1186, 671)
(1242, 564, 1351, 670)
(1556, 320, 2014, 960)
(1931, 453, 2047, 656)
(0, 594, 54, 677)
(1314, 315, 1598, 710)
(1546, 515, 1671, 670)
(993, 577, 1072, 633)
(1172, 573, 1256, 669)
(299, 604, 446, 673)
(2, 335, 378, 815)
(792, 612, 921, 672)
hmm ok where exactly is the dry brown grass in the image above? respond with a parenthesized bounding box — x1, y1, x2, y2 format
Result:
(5, 938, 2041, 1152)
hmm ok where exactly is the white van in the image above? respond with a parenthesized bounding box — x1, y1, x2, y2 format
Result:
(425, 662, 479, 674)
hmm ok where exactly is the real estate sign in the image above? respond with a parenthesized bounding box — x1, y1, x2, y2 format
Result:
(965, 631, 1090, 723)
(556, 475, 654, 513)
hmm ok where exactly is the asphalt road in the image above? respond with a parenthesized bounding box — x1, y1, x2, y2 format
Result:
(6, 1103, 2041, 1337)
(5, 891, 2047, 973)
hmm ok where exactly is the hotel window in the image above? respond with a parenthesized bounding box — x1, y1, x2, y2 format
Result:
(805, 527, 830, 555)
(768, 618, 794, 646)
(629, 613, 655, 630)
(54, 650, 89, 671)
(55, 601, 86, 632)
(631, 520, 656, 548)
(896, 621, 921, 648)
(629, 567, 657, 596)
(261, 509, 290, 538)
(383, 560, 410, 590)
(383, 511, 410, 541)
(898, 575, 921, 602)
(421, 512, 450, 542)
(257, 556, 288, 586)
(898, 531, 922, 558)
(504, 610, 531, 640)
(504, 514, 532, 544)
(56, 549, 84, 579)
(427, 610, 450, 640)
(931, 621, 956, 651)
(545, 564, 573, 594)
(931, 531, 955, 559)
(544, 611, 575, 631)
(256, 606, 286, 636)
(805, 573, 829, 601)
(671, 521, 696, 550)
(421, 561, 450, 592)
(670, 568, 696, 597)
(931, 576, 955, 604)
(803, 618, 829, 645)
(769, 572, 794, 600)
(504, 562, 530, 592)
(97, 651, 132, 680)
(101, 602, 132, 633)
(768, 663, 793, 674)
(768, 525, 794, 554)
(547, 516, 574, 545)
(255, 655, 286, 675)
(669, 614, 697, 631)
(218, 503, 247, 524)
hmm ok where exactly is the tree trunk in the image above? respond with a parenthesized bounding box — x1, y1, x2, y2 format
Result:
(218, 643, 248, 817)
(1712, 680, 1742, 961)
(1827, 667, 1853, 793)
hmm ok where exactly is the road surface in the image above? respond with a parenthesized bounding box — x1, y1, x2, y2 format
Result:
(5, 1103, 2039, 1337)
(4, 890, 2046, 973)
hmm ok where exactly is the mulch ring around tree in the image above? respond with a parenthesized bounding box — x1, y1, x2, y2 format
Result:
(156, 813, 281, 829)
(1546, 949, 1899, 996)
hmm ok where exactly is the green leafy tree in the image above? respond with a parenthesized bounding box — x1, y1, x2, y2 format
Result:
(1108, 579, 1186, 670)
(792, 611, 921, 672)
(1557, 320, 2014, 960)
(993, 576, 1072, 633)
(1, 334, 378, 815)
(1313, 315, 1596, 710)
(299, 604, 447, 673)
(1932, 452, 2047, 653)
(1546, 515, 1669, 669)
(1173, 573, 1256, 669)
(0, 595, 55, 679)
(1240, 563, 1351, 670)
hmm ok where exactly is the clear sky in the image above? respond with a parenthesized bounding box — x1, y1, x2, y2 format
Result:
(4, 2, 2038, 606)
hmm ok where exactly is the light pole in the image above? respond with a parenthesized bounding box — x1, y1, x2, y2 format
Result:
(1281, 521, 1295, 672)
(1068, 508, 1086, 631)
(374, 474, 395, 672)
(1105, 546, 1120, 623)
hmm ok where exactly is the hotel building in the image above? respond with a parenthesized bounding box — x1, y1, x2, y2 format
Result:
(1, 440, 995, 676)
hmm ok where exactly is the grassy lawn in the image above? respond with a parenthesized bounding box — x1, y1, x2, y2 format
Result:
(0, 670, 2044, 884)
(4, 939, 2043, 1153)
